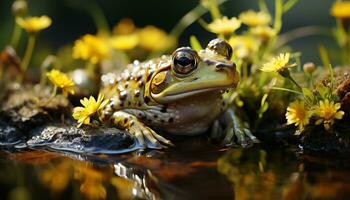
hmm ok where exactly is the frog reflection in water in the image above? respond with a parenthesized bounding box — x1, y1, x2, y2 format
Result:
(101, 38, 258, 148)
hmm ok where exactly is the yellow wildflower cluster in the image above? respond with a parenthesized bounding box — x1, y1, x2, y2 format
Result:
(16, 15, 52, 33)
(138, 25, 176, 51)
(205, 9, 276, 61)
(250, 26, 276, 40)
(72, 34, 110, 64)
(286, 99, 344, 134)
(229, 36, 259, 59)
(239, 10, 271, 27)
(46, 69, 75, 97)
(110, 34, 139, 51)
(72, 94, 109, 127)
(208, 16, 241, 36)
(72, 19, 176, 64)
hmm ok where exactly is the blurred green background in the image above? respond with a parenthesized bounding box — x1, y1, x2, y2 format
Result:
(0, 0, 337, 65)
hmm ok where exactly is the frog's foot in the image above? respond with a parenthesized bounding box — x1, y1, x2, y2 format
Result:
(111, 111, 174, 149)
(212, 108, 259, 148)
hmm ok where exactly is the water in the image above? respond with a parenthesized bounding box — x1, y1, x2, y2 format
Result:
(0, 136, 349, 200)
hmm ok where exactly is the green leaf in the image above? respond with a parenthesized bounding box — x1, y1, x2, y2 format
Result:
(302, 87, 314, 102)
(270, 87, 303, 95)
(170, 0, 228, 38)
(190, 35, 203, 51)
(258, 0, 269, 14)
(283, 0, 299, 13)
(260, 93, 268, 107)
(316, 84, 328, 99)
(318, 45, 331, 71)
(258, 94, 269, 119)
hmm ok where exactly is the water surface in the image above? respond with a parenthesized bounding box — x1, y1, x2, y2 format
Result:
(1, 136, 349, 200)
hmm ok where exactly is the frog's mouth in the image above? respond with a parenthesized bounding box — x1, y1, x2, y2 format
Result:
(151, 68, 239, 103)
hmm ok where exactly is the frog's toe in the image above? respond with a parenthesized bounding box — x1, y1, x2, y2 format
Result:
(129, 122, 173, 149)
(142, 127, 168, 149)
(222, 126, 258, 148)
(129, 124, 146, 148)
(243, 128, 260, 143)
(147, 127, 175, 147)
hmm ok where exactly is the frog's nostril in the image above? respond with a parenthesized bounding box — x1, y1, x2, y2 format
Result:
(215, 62, 235, 71)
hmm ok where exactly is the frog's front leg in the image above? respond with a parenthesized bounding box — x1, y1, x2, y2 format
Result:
(110, 111, 173, 149)
(213, 108, 259, 147)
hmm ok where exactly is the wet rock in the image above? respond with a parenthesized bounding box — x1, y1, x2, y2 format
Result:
(27, 123, 138, 154)
(0, 121, 24, 146)
(300, 124, 350, 155)
(1, 84, 71, 131)
(0, 84, 138, 154)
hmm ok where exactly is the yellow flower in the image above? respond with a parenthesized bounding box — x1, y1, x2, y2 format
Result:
(72, 34, 110, 64)
(315, 100, 344, 130)
(72, 94, 109, 127)
(250, 26, 276, 40)
(113, 18, 136, 35)
(228, 35, 259, 59)
(260, 53, 296, 73)
(110, 34, 139, 51)
(16, 15, 52, 33)
(138, 26, 176, 51)
(46, 69, 75, 97)
(208, 16, 241, 35)
(239, 10, 271, 27)
(286, 100, 311, 134)
(330, 1, 350, 19)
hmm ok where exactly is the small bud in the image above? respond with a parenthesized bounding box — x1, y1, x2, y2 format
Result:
(278, 68, 290, 78)
(303, 62, 316, 74)
(12, 0, 28, 17)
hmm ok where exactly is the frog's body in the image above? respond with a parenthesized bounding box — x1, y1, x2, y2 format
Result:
(100, 39, 258, 148)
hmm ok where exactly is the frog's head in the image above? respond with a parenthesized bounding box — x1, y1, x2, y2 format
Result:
(149, 38, 239, 104)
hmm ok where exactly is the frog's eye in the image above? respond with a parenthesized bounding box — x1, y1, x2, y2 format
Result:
(172, 47, 198, 76)
(206, 38, 233, 60)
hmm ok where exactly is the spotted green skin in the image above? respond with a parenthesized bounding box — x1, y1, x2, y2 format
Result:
(99, 39, 256, 148)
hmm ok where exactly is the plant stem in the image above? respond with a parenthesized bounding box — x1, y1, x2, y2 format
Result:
(258, 0, 269, 14)
(51, 85, 57, 98)
(21, 34, 36, 78)
(39, 85, 57, 106)
(274, 0, 283, 34)
(270, 86, 302, 95)
(170, 0, 228, 39)
(87, 1, 110, 34)
(287, 75, 302, 90)
(86, 62, 96, 79)
(10, 22, 22, 48)
(208, 0, 221, 20)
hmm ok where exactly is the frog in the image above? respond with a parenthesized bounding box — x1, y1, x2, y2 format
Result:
(100, 38, 258, 149)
